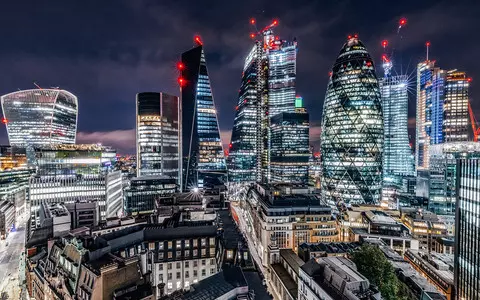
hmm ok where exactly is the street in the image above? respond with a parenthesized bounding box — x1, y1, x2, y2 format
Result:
(0, 218, 26, 300)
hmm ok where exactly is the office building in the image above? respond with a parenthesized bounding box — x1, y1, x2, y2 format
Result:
(181, 42, 226, 191)
(429, 142, 480, 215)
(321, 35, 383, 205)
(455, 157, 480, 299)
(136, 92, 180, 182)
(228, 23, 297, 184)
(242, 183, 338, 265)
(124, 175, 177, 215)
(401, 209, 447, 252)
(444, 70, 470, 142)
(270, 105, 309, 184)
(28, 144, 119, 228)
(0, 200, 15, 239)
(380, 75, 414, 176)
(1, 89, 77, 147)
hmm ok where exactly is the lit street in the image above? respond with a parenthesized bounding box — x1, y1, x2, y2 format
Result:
(0, 218, 26, 300)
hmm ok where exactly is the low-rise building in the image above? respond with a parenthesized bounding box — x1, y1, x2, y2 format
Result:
(298, 257, 382, 300)
(269, 248, 304, 300)
(124, 175, 177, 215)
(0, 199, 15, 239)
(404, 250, 454, 299)
(297, 242, 361, 262)
(64, 200, 100, 229)
(401, 209, 448, 252)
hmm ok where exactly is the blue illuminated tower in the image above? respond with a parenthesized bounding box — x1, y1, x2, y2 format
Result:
(180, 39, 227, 191)
(320, 35, 383, 205)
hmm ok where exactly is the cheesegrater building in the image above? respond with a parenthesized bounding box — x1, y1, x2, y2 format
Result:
(181, 42, 227, 191)
(320, 36, 383, 205)
(1, 89, 78, 147)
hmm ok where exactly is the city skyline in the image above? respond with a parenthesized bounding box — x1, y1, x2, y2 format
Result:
(0, 1, 479, 154)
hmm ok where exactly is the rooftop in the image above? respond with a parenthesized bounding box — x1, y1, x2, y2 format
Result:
(271, 263, 298, 298)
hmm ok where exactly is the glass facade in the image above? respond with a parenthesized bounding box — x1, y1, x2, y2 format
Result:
(136, 92, 179, 183)
(429, 142, 480, 215)
(29, 144, 118, 227)
(444, 70, 470, 142)
(1, 89, 77, 147)
(228, 43, 267, 182)
(455, 157, 480, 299)
(380, 75, 414, 176)
(270, 111, 309, 184)
(181, 45, 226, 191)
(124, 176, 177, 215)
(228, 28, 298, 184)
(320, 37, 383, 205)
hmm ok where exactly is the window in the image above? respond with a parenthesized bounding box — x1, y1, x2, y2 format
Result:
(168, 241, 173, 249)
(185, 271, 189, 278)
(201, 249, 206, 256)
(176, 272, 181, 279)
(211, 268, 215, 274)
(185, 261, 189, 268)
(201, 238, 206, 246)
(193, 250, 197, 256)
(185, 281, 190, 288)
(202, 259, 206, 266)
(185, 250, 190, 257)
(159, 242, 164, 250)
(185, 240, 190, 248)
(227, 250, 233, 259)
(167, 263, 172, 270)
(159, 274, 163, 282)
(176, 240, 182, 249)
(158, 264, 163, 271)
(168, 273, 172, 280)
(149, 242, 155, 250)
(176, 281, 181, 289)
(193, 240, 198, 247)
(176, 251, 181, 257)
(167, 282, 172, 289)
(209, 237, 215, 245)
(193, 270, 198, 277)
(210, 259, 215, 265)
(168, 252, 172, 259)
(193, 261, 198, 268)
(176, 262, 181, 269)
(158, 252, 164, 259)
(201, 269, 206, 276)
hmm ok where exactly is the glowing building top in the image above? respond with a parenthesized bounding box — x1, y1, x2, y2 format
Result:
(1, 89, 78, 147)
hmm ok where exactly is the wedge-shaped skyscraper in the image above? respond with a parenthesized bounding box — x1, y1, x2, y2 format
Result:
(320, 36, 383, 205)
(181, 43, 226, 191)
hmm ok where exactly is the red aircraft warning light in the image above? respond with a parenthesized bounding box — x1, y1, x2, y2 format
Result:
(399, 18, 407, 27)
(468, 78, 472, 83)
(426, 41, 431, 47)
(194, 35, 203, 46)
(382, 40, 388, 48)
(250, 33, 256, 39)
(250, 18, 256, 25)
(178, 77, 185, 87)
(177, 62, 184, 70)
(1, 118, 7, 124)
(272, 19, 278, 26)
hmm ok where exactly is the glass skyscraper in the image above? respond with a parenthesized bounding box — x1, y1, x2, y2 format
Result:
(228, 26, 298, 183)
(455, 157, 480, 299)
(320, 36, 383, 205)
(444, 70, 470, 142)
(181, 44, 226, 191)
(380, 75, 414, 176)
(270, 105, 309, 184)
(1, 89, 77, 147)
(136, 92, 180, 182)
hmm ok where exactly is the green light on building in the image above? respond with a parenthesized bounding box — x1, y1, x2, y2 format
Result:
(295, 96, 303, 108)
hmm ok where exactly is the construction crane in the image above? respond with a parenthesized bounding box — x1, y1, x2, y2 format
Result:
(468, 102, 480, 142)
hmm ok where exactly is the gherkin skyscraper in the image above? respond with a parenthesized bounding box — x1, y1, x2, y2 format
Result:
(320, 36, 383, 205)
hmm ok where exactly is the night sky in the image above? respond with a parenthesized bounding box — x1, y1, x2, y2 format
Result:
(0, 0, 479, 154)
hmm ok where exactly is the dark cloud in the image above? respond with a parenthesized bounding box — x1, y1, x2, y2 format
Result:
(0, 0, 478, 153)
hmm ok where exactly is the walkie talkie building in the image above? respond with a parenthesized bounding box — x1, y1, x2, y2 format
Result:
(1, 89, 78, 147)
(320, 36, 383, 205)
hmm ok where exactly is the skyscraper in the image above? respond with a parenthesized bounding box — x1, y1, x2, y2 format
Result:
(1, 89, 78, 147)
(228, 22, 298, 183)
(380, 75, 414, 176)
(444, 70, 470, 142)
(416, 61, 436, 171)
(136, 92, 180, 182)
(455, 157, 480, 299)
(270, 100, 309, 184)
(320, 36, 383, 205)
(181, 41, 226, 191)
(228, 42, 267, 183)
